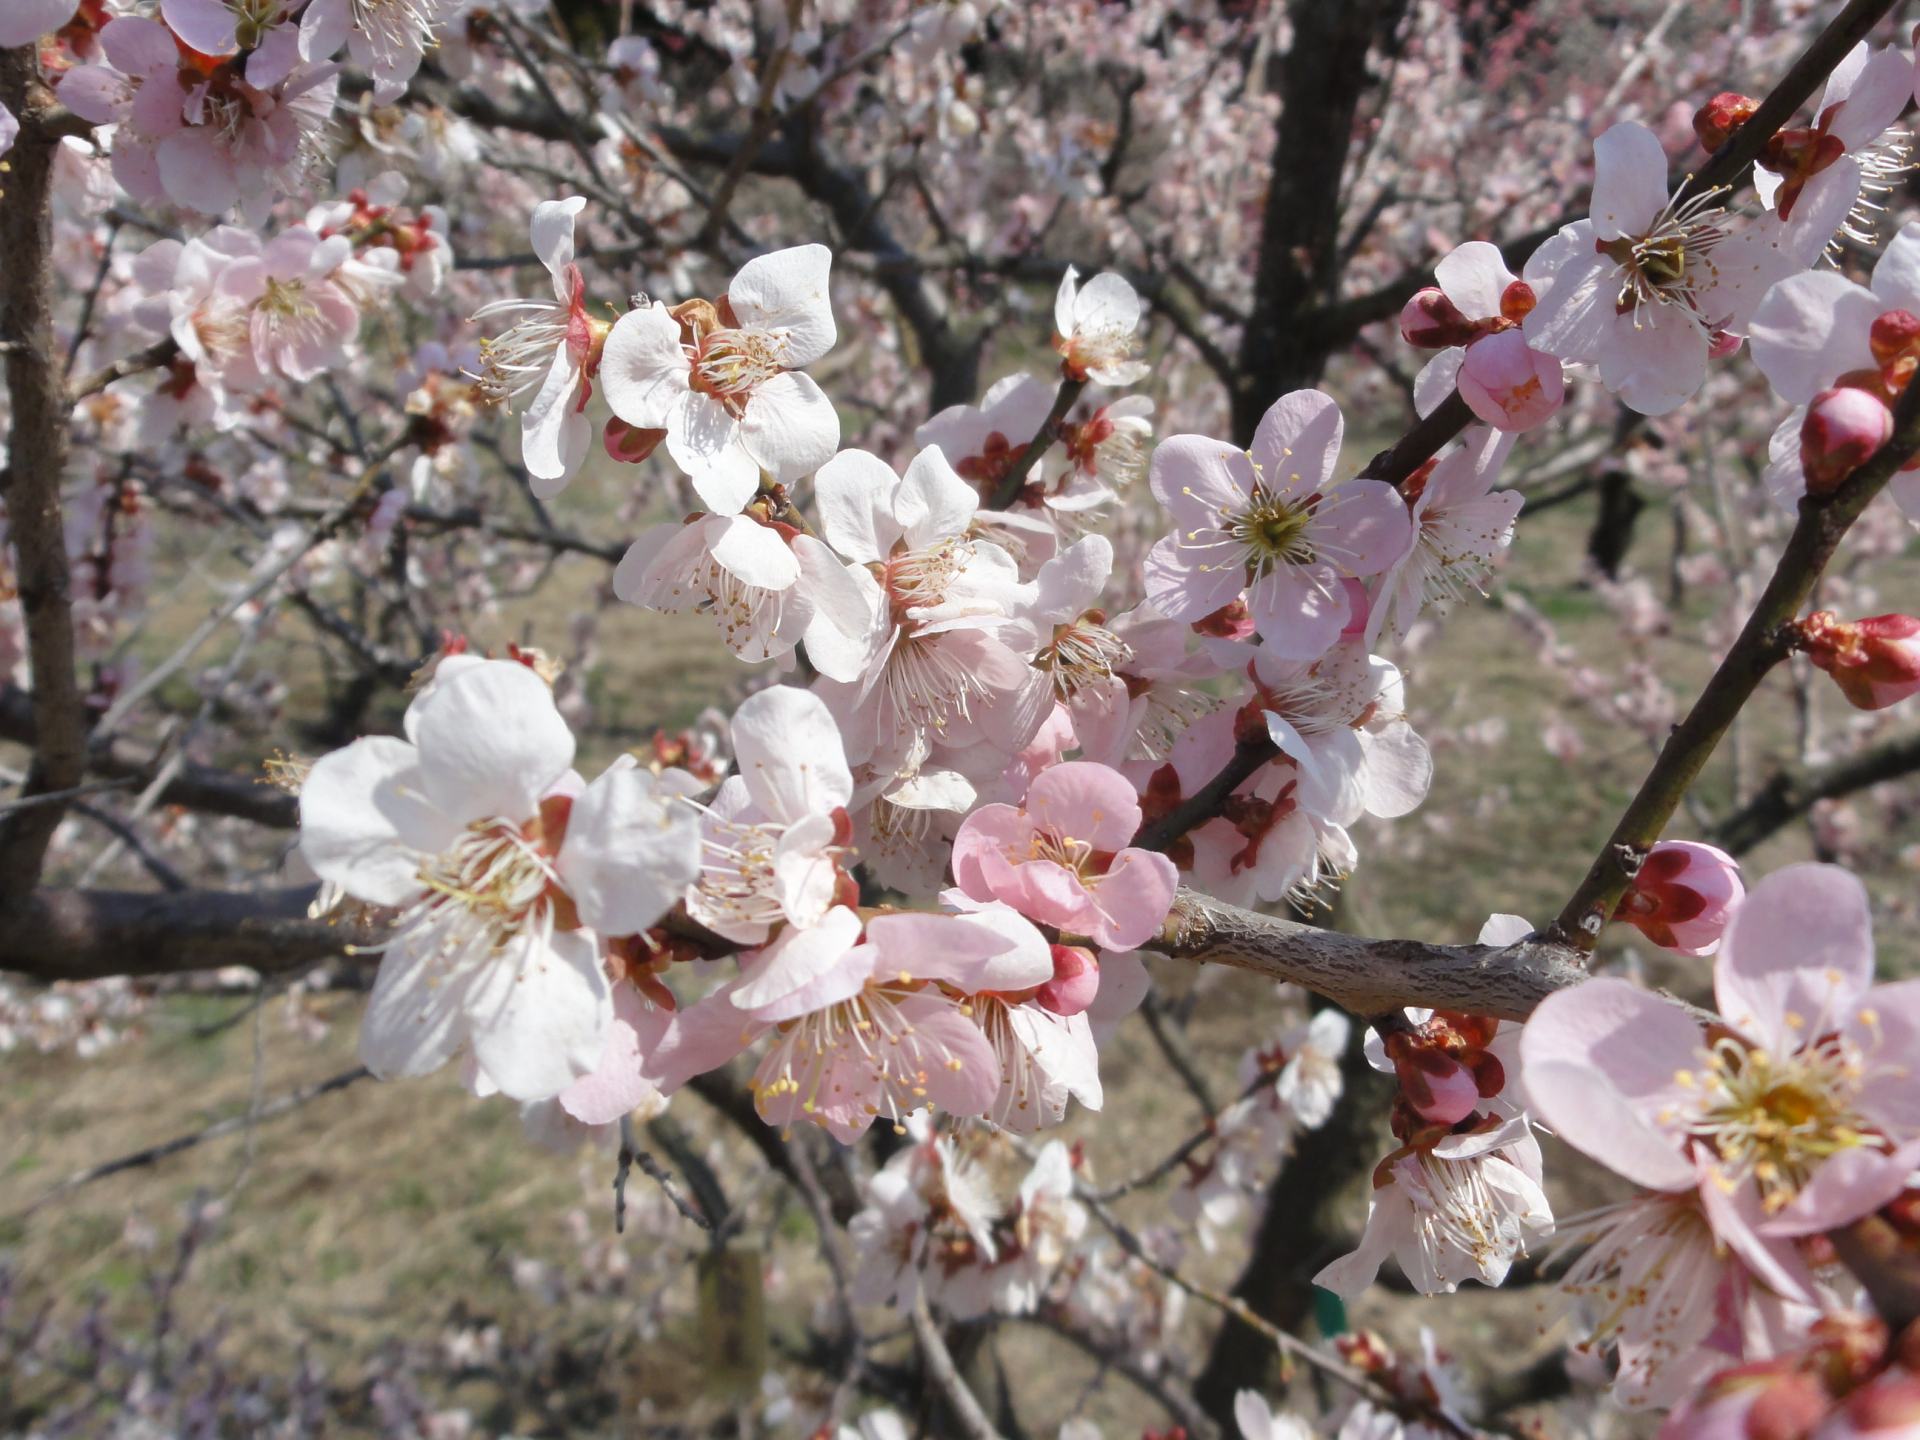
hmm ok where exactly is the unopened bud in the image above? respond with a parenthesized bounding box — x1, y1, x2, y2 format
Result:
(1797, 611, 1920, 711)
(1694, 92, 1760, 152)
(1613, 840, 1744, 956)
(1801, 387, 1892, 493)
(1822, 1373, 1920, 1436)
(1870, 309, 1920, 393)
(605, 416, 666, 464)
(1399, 287, 1478, 348)
(1036, 945, 1100, 1016)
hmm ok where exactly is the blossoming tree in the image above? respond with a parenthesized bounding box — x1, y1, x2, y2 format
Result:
(7, 0, 1920, 1435)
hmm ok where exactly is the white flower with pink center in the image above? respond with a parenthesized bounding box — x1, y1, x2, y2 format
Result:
(600, 244, 840, 513)
(297, 658, 704, 1101)
(811, 445, 1048, 780)
(470, 196, 605, 495)
(644, 906, 1055, 1141)
(1053, 266, 1149, 386)
(1403, 241, 1564, 432)
(1753, 42, 1912, 254)
(1522, 863, 1920, 1308)
(951, 760, 1178, 952)
(917, 372, 1054, 505)
(1145, 390, 1411, 662)
(1523, 121, 1799, 415)
(1749, 219, 1920, 407)
(612, 510, 872, 677)
(679, 686, 853, 946)
(1366, 426, 1521, 647)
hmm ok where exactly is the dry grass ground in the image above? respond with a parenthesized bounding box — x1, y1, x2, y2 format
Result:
(3, 456, 1917, 1437)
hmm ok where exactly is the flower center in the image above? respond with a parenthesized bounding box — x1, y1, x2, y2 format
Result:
(693, 327, 788, 409)
(1682, 1034, 1869, 1212)
(1598, 188, 1730, 324)
(396, 819, 560, 962)
(469, 298, 571, 405)
(690, 816, 788, 930)
(1038, 615, 1132, 700)
(1229, 491, 1316, 573)
(882, 540, 965, 621)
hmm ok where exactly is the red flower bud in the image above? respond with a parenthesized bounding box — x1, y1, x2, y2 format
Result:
(1613, 840, 1743, 956)
(1035, 945, 1101, 1016)
(1801, 387, 1892, 493)
(1398, 286, 1478, 348)
(1694, 92, 1760, 152)
(1798, 611, 1920, 711)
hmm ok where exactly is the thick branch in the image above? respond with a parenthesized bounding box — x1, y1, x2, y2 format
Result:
(0, 886, 362, 979)
(1553, 376, 1920, 945)
(0, 48, 87, 901)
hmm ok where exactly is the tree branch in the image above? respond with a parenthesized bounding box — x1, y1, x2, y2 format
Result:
(1712, 729, 1920, 855)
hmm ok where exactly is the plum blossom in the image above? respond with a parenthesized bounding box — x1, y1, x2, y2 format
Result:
(1402, 241, 1563, 431)
(1053, 266, 1148, 386)
(299, 0, 454, 103)
(471, 196, 605, 495)
(612, 510, 871, 678)
(1366, 426, 1519, 646)
(951, 760, 1178, 951)
(215, 226, 372, 384)
(1614, 840, 1744, 955)
(810, 445, 1048, 781)
(681, 685, 853, 947)
(850, 1117, 1002, 1311)
(1749, 219, 1920, 407)
(599, 244, 840, 512)
(0, 0, 79, 47)
(296, 658, 704, 1100)
(1753, 43, 1912, 242)
(57, 14, 340, 221)
(1234, 1392, 1315, 1440)
(1523, 121, 1800, 415)
(1797, 611, 1920, 711)
(1145, 390, 1411, 661)
(652, 906, 1054, 1141)
(918, 372, 1053, 504)
(1522, 864, 1920, 1307)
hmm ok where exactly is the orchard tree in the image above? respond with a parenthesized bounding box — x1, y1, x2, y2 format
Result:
(5, 0, 1920, 1435)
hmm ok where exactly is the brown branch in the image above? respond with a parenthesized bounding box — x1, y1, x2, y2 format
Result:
(1132, 734, 1277, 853)
(1712, 728, 1920, 855)
(70, 338, 180, 403)
(910, 1294, 1006, 1440)
(0, 48, 88, 903)
(1552, 375, 1920, 946)
(987, 375, 1086, 510)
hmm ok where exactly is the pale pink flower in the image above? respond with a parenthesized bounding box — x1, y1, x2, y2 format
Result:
(556, 979, 674, 1125)
(612, 512, 871, 678)
(1749, 219, 1920, 407)
(917, 372, 1054, 504)
(1053, 266, 1148, 386)
(1366, 426, 1520, 646)
(681, 685, 852, 947)
(599, 245, 840, 512)
(1614, 840, 1744, 956)
(849, 1119, 1001, 1311)
(215, 226, 365, 383)
(59, 15, 339, 221)
(1523, 121, 1798, 415)
(810, 445, 1048, 780)
(1314, 1112, 1553, 1297)
(1754, 43, 1912, 242)
(1523, 864, 1920, 1307)
(297, 659, 703, 1100)
(0, 0, 77, 47)
(470, 196, 603, 495)
(299, 0, 454, 103)
(1404, 241, 1563, 431)
(951, 760, 1178, 951)
(161, 0, 300, 60)
(1145, 390, 1411, 661)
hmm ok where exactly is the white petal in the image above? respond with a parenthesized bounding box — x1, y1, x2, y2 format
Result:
(600, 305, 689, 427)
(466, 929, 613, 1100)
(739, 370, 840, 483)
(711, 514, 800, 588)
(530, 196, 586, 293)
(894, 444, 978, 549)
(814, 448, 900, 563)
(299, 735, 452, 905)
(556, 764, 703, 936)
(1435, 240, 1515, 318)
(1748, 271, 1879, 405)
(726, 243, 836, 367)
(1590, 122, 1670, 241)
(731, 685, 853, 818)
(409, 659, 576, 824)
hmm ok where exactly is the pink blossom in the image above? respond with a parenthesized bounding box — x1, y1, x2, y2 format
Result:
(1749, 221, 1920, 407)
(1523, 121, 1798, 415)
(215, 226, 364, 384)
(1613, 840, 1745, 956)
(1404, 241, 1563, 432)
(951, 760, 1178, 951)
(1053, 266, 1148, 386)
(299, 0, 454, 103)
(1803, 387, 1895, 491)
(1522, 864, 1920, 1306)
(1798, 611, 1920, 711)
(1145, 390, 1411, 662)
(1754, 43, 1912, 236)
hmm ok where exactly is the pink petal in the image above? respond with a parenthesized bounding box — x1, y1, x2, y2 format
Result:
(1715, 863, 1874, 1051)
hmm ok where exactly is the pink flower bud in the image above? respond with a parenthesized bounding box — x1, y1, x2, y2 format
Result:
(1035, 945, 1100, 1016)
(1613, 840, 1743, 956)
(1401, 1052, 1481, 1125)
(1457, 329, 1565, 431)
(1694, 91, 1760, 152)
(604, 415, 666, 464)
(1659, 1362, 1831, 1440)
(1801, 388, 1892, 494)
(1799, 611, 1920, 711)
(1398, 286, 1477, 348)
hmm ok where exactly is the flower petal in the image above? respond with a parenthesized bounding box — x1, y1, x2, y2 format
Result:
(408, 659, 576, 825)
